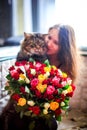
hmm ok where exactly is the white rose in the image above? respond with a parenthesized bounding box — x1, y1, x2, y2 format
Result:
(31, 69, 36, 75)
(27, 100, 35, 106)
(61, 101, 65, 106)
(44, 103, 50, 109)
(25, 77, 30, 84)
(44, 72, 50, 78)
(62, 90, 68, 95)
(43, 109, 48, 114)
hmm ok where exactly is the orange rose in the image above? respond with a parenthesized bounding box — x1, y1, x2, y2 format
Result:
(50, 102, 59, 111)
(17, 98, 26, 106)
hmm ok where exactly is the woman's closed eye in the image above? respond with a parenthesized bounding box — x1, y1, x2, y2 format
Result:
(48, 35, 52, 40)
(53, 40, 58, 45)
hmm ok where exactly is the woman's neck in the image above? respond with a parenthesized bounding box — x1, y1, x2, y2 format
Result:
(48, 54, 60, 67)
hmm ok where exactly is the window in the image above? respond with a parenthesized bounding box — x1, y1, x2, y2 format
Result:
(55, 0, 87, 48)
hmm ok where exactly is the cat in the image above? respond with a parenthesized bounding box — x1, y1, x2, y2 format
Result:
(0, 33, 58, 130)
(16, 32, 48, 62)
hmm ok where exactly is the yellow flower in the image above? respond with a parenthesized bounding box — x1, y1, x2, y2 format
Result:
(36, 83, 47, 93)
(50, 102, 59, 111)
(62, 72, 67, 78)
(52, 65, 57, 70)
(19, 74, 26, 80)
(44, 67, 51, 72)
(38, 74, 46, 82)
(17, 98, 26, 106)
(67, 86, 73, 93)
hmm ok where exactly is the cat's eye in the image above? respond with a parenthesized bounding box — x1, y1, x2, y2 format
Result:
(42, 44, 45, 48)
(30, 44, 34, 48)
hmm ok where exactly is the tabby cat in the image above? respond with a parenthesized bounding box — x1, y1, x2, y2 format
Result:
(0, 33, 58, 130)
(16, 32, 47, 62)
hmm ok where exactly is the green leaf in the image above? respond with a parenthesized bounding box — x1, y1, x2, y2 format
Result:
(6, 74, 12, 80)
(56, 115, 61, 121)
(29, 57, 34, 62)
(20, 111, 24, 118)
(25, 86, 30, 93)
(44, 59, 50, 66)
(61, 106, 69, 110)
(58, 88, 63, 94)
(18, 80, 25, 84)
(24, 111, 31, 116)
(63, 85, 69, 90)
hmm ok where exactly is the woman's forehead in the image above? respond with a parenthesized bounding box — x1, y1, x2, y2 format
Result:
(49, 29, 58, 41)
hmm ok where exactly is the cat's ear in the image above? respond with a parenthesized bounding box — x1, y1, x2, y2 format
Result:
(24, 32, 32, 38)
(43, 34, 48, 39)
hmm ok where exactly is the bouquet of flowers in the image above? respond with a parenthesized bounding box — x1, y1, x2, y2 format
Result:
(5, 59, 75, 121)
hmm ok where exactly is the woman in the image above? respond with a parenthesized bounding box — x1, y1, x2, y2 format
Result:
(45, 24, 80, 83)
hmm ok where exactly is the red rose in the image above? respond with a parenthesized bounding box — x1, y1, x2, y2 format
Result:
(47, 94, 54, 100)
(28, 106, 40, 115)
(71, 84, 76, 91)
(20, 86, 26, 94)
(66, 92, 74, 97)
(10, 70, 19, 80)
(15, 61, 27, 66)
(50, 68, 55, 76)
(9, 66, 15, 71)
(60, 94, 65, 101)
(55, 108, 61, 116)
(55, 98, 61, 103)
(35, 90, 42, 98)
(33, 106, 40, 115)
(53, 89, 58, 95)
(12, 94, 20, 101)
(27, 70, 33, 79)
(17, 68, 24, 74)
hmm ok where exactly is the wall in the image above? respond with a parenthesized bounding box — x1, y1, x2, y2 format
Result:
(70, 53, 87, 112)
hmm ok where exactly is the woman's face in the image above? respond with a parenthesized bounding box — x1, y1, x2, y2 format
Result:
(45, 28, 60, 55)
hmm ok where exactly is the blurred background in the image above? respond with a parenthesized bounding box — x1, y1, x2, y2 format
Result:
(0, 1, 87, 129)
(0, 0, 87, 48)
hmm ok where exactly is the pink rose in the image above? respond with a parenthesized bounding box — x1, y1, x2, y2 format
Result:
(35, 62, 42, 71)
(31, 78, 39, 89)
(52, 76, 60, 86)
(10, 70, 19, 80)
(46, 85, 55, 95)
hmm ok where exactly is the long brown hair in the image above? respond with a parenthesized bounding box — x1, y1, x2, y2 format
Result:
(49, 24, 80, 82)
